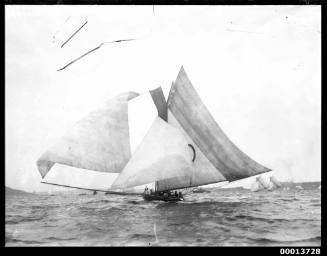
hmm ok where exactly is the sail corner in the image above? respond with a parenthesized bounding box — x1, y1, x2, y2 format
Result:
(126, 91, 140, 101)
(36, 158, 54, 179)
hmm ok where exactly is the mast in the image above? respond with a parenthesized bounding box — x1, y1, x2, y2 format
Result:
(150, 87, 167, 194)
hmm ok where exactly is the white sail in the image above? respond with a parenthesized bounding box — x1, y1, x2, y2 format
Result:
(257, 175, 270, 189)
(156, 110, 226, 191)
(111, 116, 194, 189)
(270, 176, 282, 188)
(250, 176, 267, 192)
(36, 91, 139, 178)
(267, 181, 276, 191)
(128, 93, 158, 154)
(250, 181, 261, 192)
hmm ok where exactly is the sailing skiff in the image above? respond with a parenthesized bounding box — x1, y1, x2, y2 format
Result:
(37, 67, 271, 201)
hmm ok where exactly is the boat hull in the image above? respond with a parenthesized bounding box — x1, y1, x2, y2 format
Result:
(143, 194, 184, 202)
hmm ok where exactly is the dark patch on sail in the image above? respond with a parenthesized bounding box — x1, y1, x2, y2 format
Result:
(149, 87, 168, 122)
(188, 144, 196, 162)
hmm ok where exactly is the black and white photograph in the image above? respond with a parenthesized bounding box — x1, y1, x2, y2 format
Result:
(5, 4, 321, 246)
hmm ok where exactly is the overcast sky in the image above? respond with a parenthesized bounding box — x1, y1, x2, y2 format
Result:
(5, 5, 321, 192)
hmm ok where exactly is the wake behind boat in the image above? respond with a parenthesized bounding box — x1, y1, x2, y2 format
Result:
(36, 67, 272, 202)
(192, 187, 211, 194)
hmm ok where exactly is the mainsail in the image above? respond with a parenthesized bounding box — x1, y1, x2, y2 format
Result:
(111, 116, 194, 189)
(36, 91, 139, 178)
(256, 175, 270, 189)
(155, 110, 227, 191)
(251, 178, 263, 192)
(250, 175, 281, 192)
(163, 67, 271, 183)
(270, 176, 282, 188)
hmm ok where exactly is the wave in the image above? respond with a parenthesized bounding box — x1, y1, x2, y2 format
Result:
(277, 198, 300, 202)
(127, 200, 141, 204)
(156, 201, 244, 209)
(6, 216, 46, 225)
(249, 236, 321, 244)
(46, 236, 76, 241)
(233, 215, 316, 223)
(30, 205, 58, 210)
(93, 199, 113, 204)
(129, 233, 155, 239)
(6, 236, 45, 245)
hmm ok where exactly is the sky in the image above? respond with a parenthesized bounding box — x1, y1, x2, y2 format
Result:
(5, 5, 321, 192)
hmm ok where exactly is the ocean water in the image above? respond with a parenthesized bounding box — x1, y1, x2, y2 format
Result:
(5, 187, 321, 246)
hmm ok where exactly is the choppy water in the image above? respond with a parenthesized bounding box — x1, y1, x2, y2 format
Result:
(6, 187, 321, 246)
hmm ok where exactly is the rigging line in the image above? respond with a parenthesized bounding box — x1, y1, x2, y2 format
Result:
(61, 20, 88, 48)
